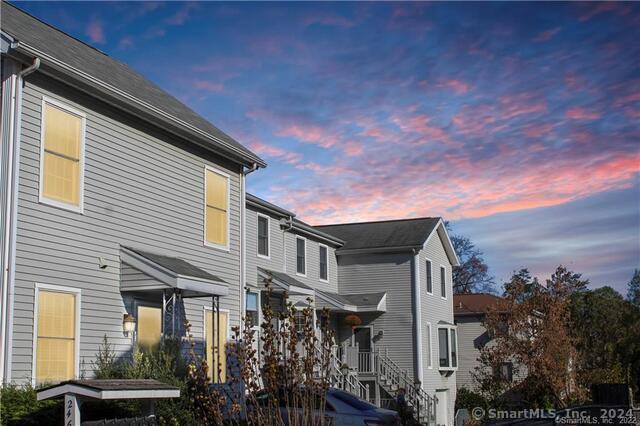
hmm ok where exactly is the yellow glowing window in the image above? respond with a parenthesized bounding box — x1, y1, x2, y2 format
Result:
(205, 168, 229, 246)
(41, 102, 84, 207)
(36, 290, 77, 384)
(137, 306, 162, 350)
(205, 311, 228, 382)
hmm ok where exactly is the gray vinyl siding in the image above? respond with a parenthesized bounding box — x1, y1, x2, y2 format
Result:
(335, 252, 415, 378)
(419, 230, 456, 423)
(10, 74, 243, 383)
(454, 315, 485, 391)
(245, 206, 338, 294)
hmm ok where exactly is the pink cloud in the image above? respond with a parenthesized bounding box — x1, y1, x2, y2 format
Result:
(343, 141, 364, 156)
(533, 27, 561, 42)
(166, 3, 198, 26)
(249, 141, 302, 165)
(193, 80, 225, 93)
(565, 107, 601, 120)
(277, 124, 338, 149)
(86, 18, 105, 44)
(441, 79, 471, 95)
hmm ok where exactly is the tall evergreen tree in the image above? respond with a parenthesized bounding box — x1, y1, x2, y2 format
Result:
(627, 269, 640, 307)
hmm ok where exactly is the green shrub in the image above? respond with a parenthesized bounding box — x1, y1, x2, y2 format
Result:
(455, 387, 489, 412)
(0, 384, 62, 426)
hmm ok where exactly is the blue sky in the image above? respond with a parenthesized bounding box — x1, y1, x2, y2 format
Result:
(13, 1, 640, 294)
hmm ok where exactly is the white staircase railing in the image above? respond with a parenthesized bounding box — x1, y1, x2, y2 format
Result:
(375, 347, 437, 425)
(314, 345, 370, 402)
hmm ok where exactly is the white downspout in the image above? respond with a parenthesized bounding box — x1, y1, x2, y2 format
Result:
(3, 58, 40, 383)
(413, 248, 424, 387)
(240, 164, 258, 332)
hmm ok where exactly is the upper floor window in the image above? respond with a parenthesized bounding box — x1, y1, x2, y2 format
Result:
(426, 259, 433, 294)
(438, 325, 458, 370)
(39, 98, 85, 212)
(257, 214, 270, 258)
(440, 265, 447, 299)
(296, 237, 306, 276)
(204, 166, 229, 249)
(319, 245, 328, 281)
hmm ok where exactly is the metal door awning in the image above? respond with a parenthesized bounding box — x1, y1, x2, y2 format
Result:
(315, 290, 387, 312)
(257, 267, 314, 296)
(120, 246, 228, 297)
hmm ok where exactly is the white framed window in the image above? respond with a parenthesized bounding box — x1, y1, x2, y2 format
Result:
(440, 265, 447, 299)
(426, 259, 433, 294)
(39, 97, 86, 213)
(296, 236, 307, 276)
(319, 244, 329, 282)
(32, 283, 81, 385)
(426, 322, 433, 369)
(257, 213, 270, 258)
(204, 165, 230, 250)
(245, 291, 259, 328)
(438, 325, 458, 370)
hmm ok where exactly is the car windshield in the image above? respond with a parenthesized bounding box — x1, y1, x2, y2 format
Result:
(331, 390, 377, 411)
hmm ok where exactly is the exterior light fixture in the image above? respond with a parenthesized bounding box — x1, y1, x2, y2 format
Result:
(123, 314, 136, 337)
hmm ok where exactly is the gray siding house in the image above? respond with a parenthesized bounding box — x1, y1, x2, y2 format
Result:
(246, 194, 460, 426)
(1, 4, 264, 386)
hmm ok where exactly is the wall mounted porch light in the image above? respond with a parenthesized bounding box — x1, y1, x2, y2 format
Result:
(123, 313, 137, 337)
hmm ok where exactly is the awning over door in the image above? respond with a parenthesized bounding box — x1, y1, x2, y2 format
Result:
(315, 290, 387, 313)
(120, 246, 228, 297)
(257, 268, 315, 296)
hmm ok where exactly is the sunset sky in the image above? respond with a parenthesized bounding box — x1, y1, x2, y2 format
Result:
(13, 1, 639, 293)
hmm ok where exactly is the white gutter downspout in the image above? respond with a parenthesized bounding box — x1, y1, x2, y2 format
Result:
(240, 164, 259, 332)
(3, 57, 40, 383)
(412, 248, 424, 388)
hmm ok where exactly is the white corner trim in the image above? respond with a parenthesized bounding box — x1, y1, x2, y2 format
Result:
(318, 243, 329, 283)
(256, 212, 271, 259)
(38, 96, 86, 214)
(203, 164, 231, 252)
(413, 252, 424, 385)
(32, 283, 82, 386)
(295, 235, 307, 277)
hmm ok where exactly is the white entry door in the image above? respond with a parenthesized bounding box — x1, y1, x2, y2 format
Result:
(436, 389, 448, 426)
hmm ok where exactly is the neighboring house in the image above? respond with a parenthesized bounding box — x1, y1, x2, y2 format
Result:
(454, 293, 515, 392)
(245, 195, 460, 426)
(0, 4, 265, 386)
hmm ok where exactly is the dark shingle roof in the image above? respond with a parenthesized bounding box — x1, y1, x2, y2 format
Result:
(1, 3, 264, 167)
(315, 217, 440, 251)
(123, 246, 226, 283)
(40, 379, 179, 393)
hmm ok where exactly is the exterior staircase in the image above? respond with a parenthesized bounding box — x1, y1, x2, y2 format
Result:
(339, 344, 438, 425)
(314, 345, 370, 401)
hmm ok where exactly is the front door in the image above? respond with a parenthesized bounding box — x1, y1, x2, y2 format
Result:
(353, 326, 372, 372)
(436, 389, 448, 426)
(205, 310, 228, 383)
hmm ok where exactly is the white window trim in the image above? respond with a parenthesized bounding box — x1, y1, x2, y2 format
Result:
(38, 96, 86, 214)
(318, 243, 329, 283)
(32, 283, 82, 386)
(256, 213, 271, 260)
(203, 165, 231, 252)
(133, 300, 162, 345)
(440, 265, 448, 300)
(295, 235, 307, 277)
(425, 258, 434, 295)
(426, 322, 433, 369)
(437, 325, 458, 371)
(245, 290, 261, 330)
